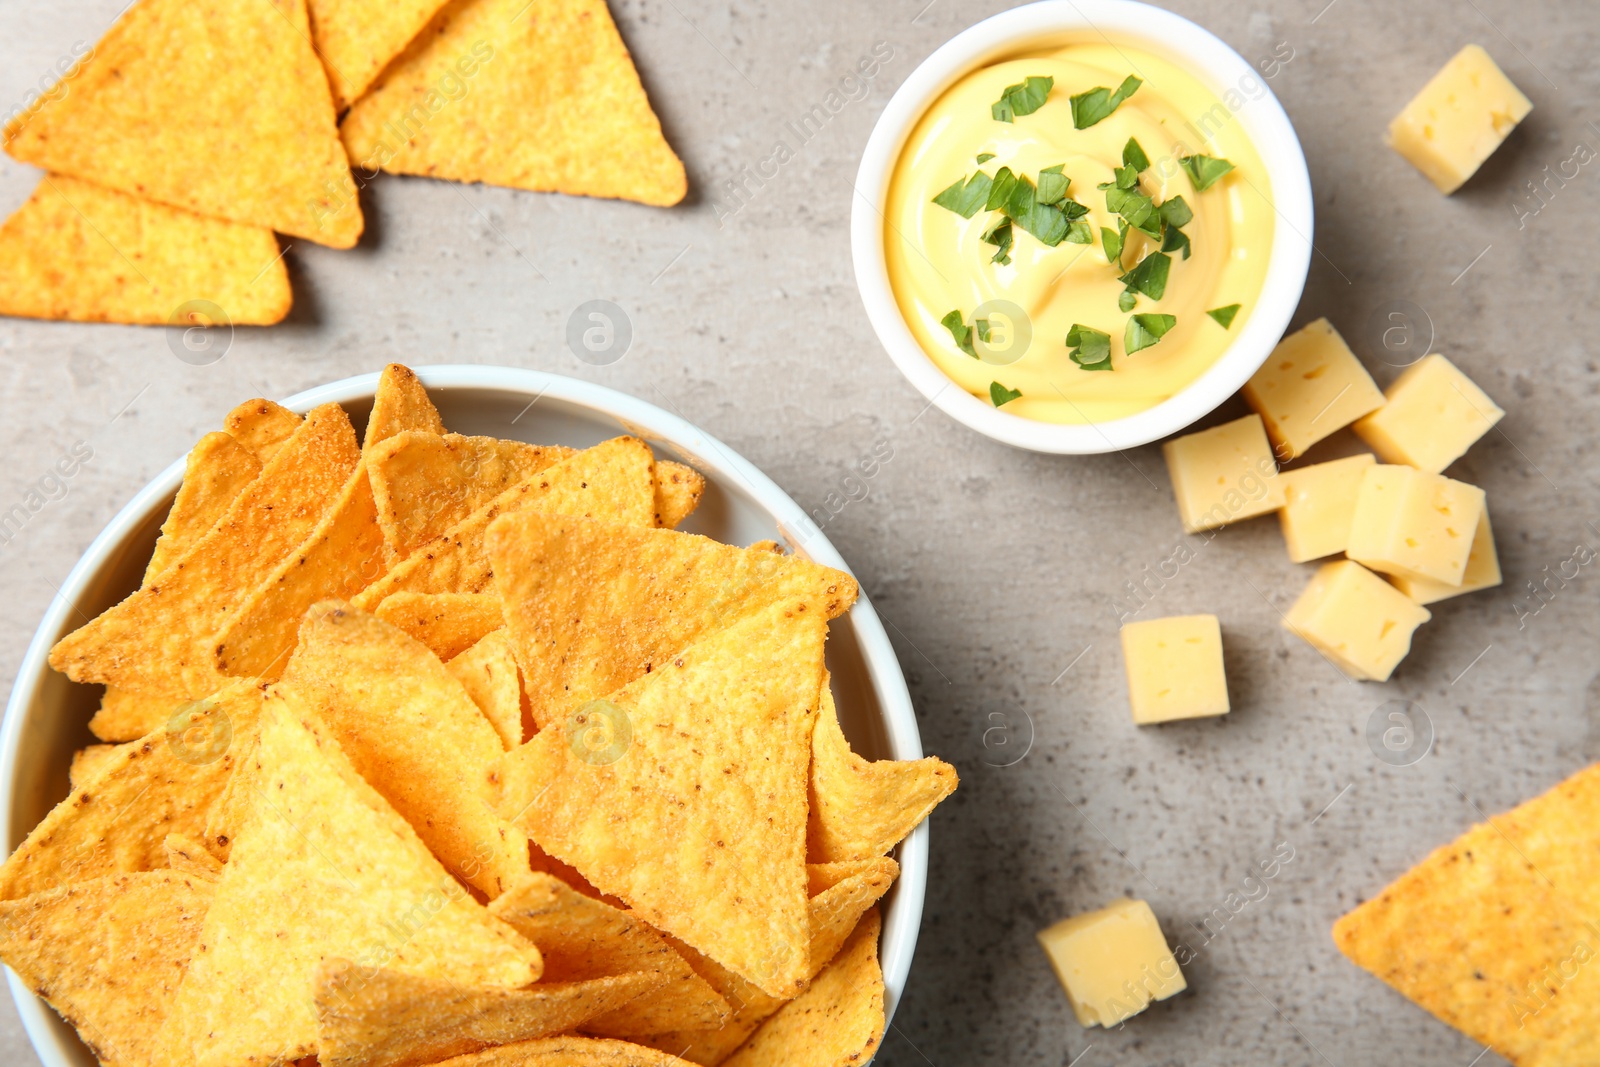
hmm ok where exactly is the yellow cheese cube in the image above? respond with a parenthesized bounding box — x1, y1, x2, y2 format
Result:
(1283, 560, 1431, 681)
(1162, 414, 1284, 534)
(1353, 354, 1504, 473)
(1388, 45, 1532, 194)
(1242, 319, 1385, 460)
(1277, 453, 1376, 563)
(1347, 465, 1485, 585)
(1037, 898, 1187, 1028)
(1390, 506, 1502, 604)
(1119, 614, 1229, 724)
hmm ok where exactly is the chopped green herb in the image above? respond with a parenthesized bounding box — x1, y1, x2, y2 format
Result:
(976, 152, 996, 164)
(1207, 303, 1242, 328)
(986, 167, 1020, 212)
(1180, 153, 1235, 192)
(1036, 164, 1070, 206)
(1066, 324, 1113, 371)
(1118, 251, 1171, 300)
(991, 75, 1053, 122)
(1124, 313, 1177, 354)
(1122, 137, 1151, 172)
(1102, 185, 1162, 239)
(1065, 219, 1094, 244)
(982, 216, 1014, 265)
(941, 310, 978, 358)
(1161, 224, 1191, 260)
(975, 318, 993, 344)
(1101, 225, 1123, 265)
(931, 171, 994, 218)
(1004, 175, 1066, 246)
(1069, 75, 1141, 129)
(990, 381, 1023, 406)
(1118, 290, 1137, 312)
(1158, 195, 1193, 228)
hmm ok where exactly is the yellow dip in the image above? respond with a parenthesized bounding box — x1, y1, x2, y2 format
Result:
(885, 41, 1274, 423)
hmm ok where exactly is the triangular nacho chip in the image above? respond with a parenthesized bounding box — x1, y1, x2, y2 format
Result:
(364, 365, 447, 454)
(655, 460, 705, 528)
(493, 597, 825, 999)
(68, 742, 129, 790)
(163, 832, 223, 881)
(89, 686, 188, 742)
(201, 733, 260, 862)
(448, 628, 527, 750)
(305, 0, 454, 111)
(161, 691, 541, 1067)
(485, 514, 856, 729)
(808, 678, 957, 862)
(0, 871, 213, 1067)
(223, 399, 303, 462)
(281, 603, 527, 897)
(3, 0, 361, 247)
(315, 959, 663, 1067)
(0, 174, 290, 325)
(145, 432, 262, 583)
(340, 0, 685, 207)
(378, 591, 507, 662)
(409, 1036, 692, 1067)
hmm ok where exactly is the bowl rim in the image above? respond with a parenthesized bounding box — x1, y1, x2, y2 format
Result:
(0, 365, 928, 1066)
(850, 0, 1314, 454)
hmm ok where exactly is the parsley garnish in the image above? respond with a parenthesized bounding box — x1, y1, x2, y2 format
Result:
(1070, 75, 1141, 129)
(991, 76, 1053, 122)
(1122, 137, 1151, 172)
(1066, 324, 1113, 371)
(1124, 313, 1177, 354)
(1118, 290, 1137, 312)
(1119, 252, 1170, 300)
(990, 381, 1023, 406)
(941, 310, 979, 358)
(932, 172, 993, 218)
(1180, 153, 1235, 192)
(982, 216, 1014, 264)
(976, 152, 996, 163)
(1101, 224, 1124, 266)
(1207, 303, 1241, 328)
(1036, 164, 1070, 206)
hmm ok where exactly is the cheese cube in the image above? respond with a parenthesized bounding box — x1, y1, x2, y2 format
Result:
(1277, 453, 1376, 563)
(1243, 319, 1385, 460)
(1162, 415, 1284, 533)
(1283, 560, 1431, 681)
(1387, 45, 1532, 194)
(1037, 898, 1187, 1028)
(1346, 465, 1485, 585)
(1390, 506, 1502, 604)
(1353, 354, 1504, 473)
(1120, 615, 1229, 724)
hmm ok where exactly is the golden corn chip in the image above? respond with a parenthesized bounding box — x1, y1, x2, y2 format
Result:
(306, 0, 454, 111)
(0, 174, 290, 326)
(364, 364, 447, 454)
(0, 685, 258, 900)
(493, 597, 825, 1000)
(282, 603, 527, 898)
(655, 460, 705, 528)
(448, 628, 526, 750)
(163, 832, 223, 880)
(353, 437, 657, 610)
(223, 399, 303, 462)
(201, 732, 259, 862)
(50, 403, 361, 698)
(89, 686, 187, 742)
(213, 460, 388, 679)
(0, 871, 212, 1067)
(639, 936, 782, 1067)
(489, 872, 730, 1037)
(315, 958, 664, 1067)
(378, 591, 507, 662)
(485, 513, 856, 729)
(808, 679, 957, 863)
(721, 909, 884, 1067)
(340, 0, 685, 207)
(68, 742, 128, 790)
(1334, 764, 1600, 1065)
(369, 431, 574, 556)
(3, 0, 361, 247)
(145, 432, 262, 582)
(412, 1036, 692, 1067)
(160, 692, 541, 1067)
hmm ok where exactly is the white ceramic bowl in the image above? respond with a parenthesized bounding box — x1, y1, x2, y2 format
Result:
(1, 366, 927, 1067)
(852, 0, 1314, 454)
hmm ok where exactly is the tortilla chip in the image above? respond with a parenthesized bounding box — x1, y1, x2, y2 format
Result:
(160, 691, 541, 1067)
(369, 432, 575, 557)
(655, 460, 705, 529)
(145, 432, 263, 582)
(282, 603, 527, 897)
(808, 679, 957, 863)
(364, 364, 447, 454)
(163, 832, 223, 880)
(0, 174, 290, 326)
(223, 399, 303, 463)
(2, 0, 361, 247)
(721, 909, 884, 1067)
(413, 1036, 691, 1067)
(50, 403, 361, 698)
(201, 733, 259, 862)
(68, 742, 129, 790)
(306, 0, 454, 111)
(0, 685, 259, 901)
(448, 628, 526, 750)
(485, 513, 856, 729)
(377, 591, 507, 662)
(1333, 764, 1600, 1065)
(489, 872, 730, 1037)
(493, 597, 825, 999)
(352, 437, 657, 610)
(315, 959, 663, 1067)
(213, 460, 388, 679)
(0, 871, 212, 1067)
(89, 687, 188, 742)
(640, 936, 783, 1067)
(340, 0, 685, 207)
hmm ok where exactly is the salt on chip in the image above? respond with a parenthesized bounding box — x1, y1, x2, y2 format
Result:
(364, 364, 447, 454)
(378, 591, 508, 663)
(485, 513, 857, 729)
(223, 399, 303, 462)
(315, 958, 664, 1067)
(409, 1036, 694, 1067)
(0, 174, 291, 326)
(340, 0, 686, 207)
(90, 686, 187, 742)
(69, 742, 130, 790)
(49, 403, 361, 699)
(305, 0, 455, 111)
(492, 597, 826, 999)
(655, 460, 705, 528)
(3, 0, 362, 247)
(159, 691, 542, 1067)
(145, 432, 262, 582)
(282, 602, 527, 898)
(808, 678, 957, 863)
(448, 628, 527, 750)
(489, 872, 730, 1037)
(352, 436, 657, 610)
(0, 871, 212, 1067)
(163, 832, 223, 880)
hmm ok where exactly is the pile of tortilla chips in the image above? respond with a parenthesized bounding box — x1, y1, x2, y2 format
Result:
(1, 364, 957, 1067)
(0, 0, 685, 326)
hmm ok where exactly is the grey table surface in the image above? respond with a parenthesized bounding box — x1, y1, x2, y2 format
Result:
(2, 0, 1598, 1064)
